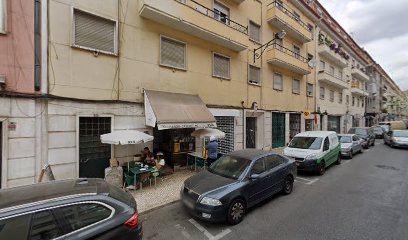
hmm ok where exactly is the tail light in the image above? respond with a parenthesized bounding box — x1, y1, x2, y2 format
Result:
(124, 212, 139, 228)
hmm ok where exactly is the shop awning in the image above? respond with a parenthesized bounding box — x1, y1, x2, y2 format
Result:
(144, 90, 217, 130)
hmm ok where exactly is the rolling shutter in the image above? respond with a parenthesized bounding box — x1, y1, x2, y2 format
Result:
(213, 54, 230, 79)
(74, 10, 116, 53)
(249, 65, 261, 84)
(160, 37, 186, 69)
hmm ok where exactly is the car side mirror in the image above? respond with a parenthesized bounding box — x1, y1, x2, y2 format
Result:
(249, 174, 260, 180)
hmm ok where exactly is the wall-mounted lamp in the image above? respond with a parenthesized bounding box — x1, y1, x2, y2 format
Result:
(253, 30, 286, 63)
(251, 102, 258, 111)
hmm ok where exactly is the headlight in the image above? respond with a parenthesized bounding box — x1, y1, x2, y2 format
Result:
(305, 153, 318, 161)
(200, 197, 222, 206)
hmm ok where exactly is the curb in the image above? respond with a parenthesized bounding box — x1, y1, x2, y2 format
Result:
(139, 199, 181, 214)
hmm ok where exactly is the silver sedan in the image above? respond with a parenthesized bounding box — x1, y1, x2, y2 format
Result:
(338, 134, 364, 159)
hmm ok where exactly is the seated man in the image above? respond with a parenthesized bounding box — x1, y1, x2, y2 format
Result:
(141, 147, 154, 166)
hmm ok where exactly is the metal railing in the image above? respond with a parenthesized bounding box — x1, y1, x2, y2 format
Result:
(269, 42, 309, 63)
(268, 1, 312, 33)
(175, 0, 248, 34)
(318, 70, 347, 83)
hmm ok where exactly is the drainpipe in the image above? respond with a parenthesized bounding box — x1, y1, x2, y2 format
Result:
(34, 0, 41, 91)
(40, 0, 48, 95)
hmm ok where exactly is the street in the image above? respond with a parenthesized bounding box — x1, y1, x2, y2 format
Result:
(141, 141, 408, 240)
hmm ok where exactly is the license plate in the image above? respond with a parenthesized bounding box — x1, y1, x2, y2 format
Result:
(183, 198, 195, 209)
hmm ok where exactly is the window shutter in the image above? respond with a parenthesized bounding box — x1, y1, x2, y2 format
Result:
(249, 65, 260, 84)
(74, 10, 116, 53)
(274, 73, 283, 90)
(293, 79, 300, 94)
(249, 22, 260, 42)
(160, 37, 186, 69)
(213, 54, 230, 79)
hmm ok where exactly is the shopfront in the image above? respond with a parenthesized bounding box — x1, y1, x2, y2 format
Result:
(144, 90, 217, 169)
(328, 116, 341, 133)
(289, 113, 301, 140)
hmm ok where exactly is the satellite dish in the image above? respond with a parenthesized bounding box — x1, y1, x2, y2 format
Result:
(308, 58, 317, 68)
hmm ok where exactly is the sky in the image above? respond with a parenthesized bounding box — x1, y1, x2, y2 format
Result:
(319, 0, 408, 91)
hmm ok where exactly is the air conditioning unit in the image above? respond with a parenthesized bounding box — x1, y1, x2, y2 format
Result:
(0, 75, 5, 84)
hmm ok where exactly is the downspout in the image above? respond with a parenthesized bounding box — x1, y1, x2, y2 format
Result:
(34, 0, 41, 91)
(40, 0, 48, 95)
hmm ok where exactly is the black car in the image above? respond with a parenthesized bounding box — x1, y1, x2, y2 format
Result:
(181, 149, 297, 225)
(0, 179, 142, 240)
(373, 126, 385, 139)
(348, 127, 375, 148)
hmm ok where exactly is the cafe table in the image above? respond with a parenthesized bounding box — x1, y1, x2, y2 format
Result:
(187, 152, 207, 171)
(129, 167, 160, 190)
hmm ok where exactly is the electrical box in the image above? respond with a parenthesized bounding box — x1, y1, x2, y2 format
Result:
(0, 75, 5, 84)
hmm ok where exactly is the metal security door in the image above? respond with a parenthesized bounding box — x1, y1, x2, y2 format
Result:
(79, 117, 111, 178)
(272, 113, 286, 148)
(289, 114, 301, 139)
(246, 117, 256, 148)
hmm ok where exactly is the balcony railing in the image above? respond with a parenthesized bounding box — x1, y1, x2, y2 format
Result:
(176, 0, 248, 34)
(268, 1, 312, 33)
(318, 70, 346, 82)
(270, 42, 309, 63)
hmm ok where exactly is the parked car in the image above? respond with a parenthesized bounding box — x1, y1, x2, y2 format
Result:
(181, 149, 296, 225)
(378, 121, 407, 130)
(373, 126, 385, 139)
(384, 130, 408, 148)
(402, 119, 408, 129)
(347, 127, 375, 148)
(379, 124, 390, 134)
(0, 179, 142, 240)
(284, 131, 340, 175)
(338, 134, 363, 159)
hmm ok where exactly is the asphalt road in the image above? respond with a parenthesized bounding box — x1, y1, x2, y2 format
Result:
(141, 141, 408, 240)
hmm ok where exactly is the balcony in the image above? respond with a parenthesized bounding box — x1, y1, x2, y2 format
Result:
(317, 44, 348, 68)
(266, 1, 312, 43)
(351, 67, 370, 82)
(266, 43, 311, 75)
(317, 71, 349, 89)
(351, 87, 369, 97)
(231, 0, 245, 3)
(139, 0, 248, 52)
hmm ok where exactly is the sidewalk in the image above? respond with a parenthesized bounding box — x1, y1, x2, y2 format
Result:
(131, 169, 196, 213)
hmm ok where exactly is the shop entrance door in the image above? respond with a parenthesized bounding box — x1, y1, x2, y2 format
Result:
(272, 113, 285, 148)
(328, 116, 341, 133)
(289, 114, 301, 140)
(246, 117, 256, 149)
(305, 119, 314, 131)
(79, 117, 111, 178)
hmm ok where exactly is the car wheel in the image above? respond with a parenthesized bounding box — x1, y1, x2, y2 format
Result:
(371, 140, 375, 146)
(318, 161, 326, 176)
(336, 154, 342, 164)
(227, 199, 246, 225)
(282, 176, 294, 195)
(359, 147, 363, 154)
(349, 151, 353, 159)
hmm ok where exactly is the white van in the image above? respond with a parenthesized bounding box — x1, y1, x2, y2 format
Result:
(283, 131, 340, 175)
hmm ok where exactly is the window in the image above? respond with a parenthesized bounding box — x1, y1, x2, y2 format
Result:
(320, 61, 325, 71)
(61, 203, 112, 232)
(338, 92, 343, 103)
(214, 1, 229, 24)
(330, 66, 335, 75)
(73, 9, 117, 54)
(294, 46, 300, 59)
(352, 59, 355, 68)
(357, 98, 360, 107)
(307, 83, 313, 97)
(0, 214, 31, 239)
(352, 96, 355, 106)
(323, 137, 330, 150)
(251, 159, 265, 175)
(292, 79, 300, 94)
(307, 54, 314, 62)
(30, 210, 62, 240)
(346, 95, 350, 105)
(320, 87, 325, 100)
(248, 65, 261, 85)
(273, 73, 283, 90)
(330, 90, 334, 102)
(265, 155, 285, 170)
(293, 11, 300, 22)
(160, 36, 186, 70)
(339, 70, 343, 80)
(362, 98, 365, 108)
(249, 21, 261, 42)
(308, 23, 314, 37)
(0, 0, 7, 34)
(213, 53, 230, 79)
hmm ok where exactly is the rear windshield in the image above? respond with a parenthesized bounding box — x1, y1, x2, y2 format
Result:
(108, 184, 137, 210)
(338, 136, 352, 143)
(394, 131, 408, 138)
(289, 137, 323, 150)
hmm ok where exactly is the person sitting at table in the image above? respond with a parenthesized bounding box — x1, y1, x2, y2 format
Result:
(154, 152, 166, 170)
(141, 147, 154, 166)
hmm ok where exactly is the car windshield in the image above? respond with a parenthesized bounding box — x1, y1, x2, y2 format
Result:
(393, 131, 408, 138)
(208, 155, 250, 180)
(373, 127, 383, 134)
(338, 136, 352, 143)
(288, 137, 323, 150)
(349, 128, 367, 136)
(380, 125, 390, 132)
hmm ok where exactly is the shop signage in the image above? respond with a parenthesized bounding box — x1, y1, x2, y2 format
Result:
(303, 111, 311, 119)
(158, 122, 217, 130)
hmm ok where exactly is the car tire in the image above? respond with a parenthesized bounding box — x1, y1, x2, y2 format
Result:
(359, 148, 363, 154)
(318, 161, 326, 176)
(371, 140, 375, 146)
(336, 154, 342, 165)
(227, 199, 246, 225)
(349, 151, 353, 159)
(282, 176, 294, 195)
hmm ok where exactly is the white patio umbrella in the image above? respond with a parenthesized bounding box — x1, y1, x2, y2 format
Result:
(101, 130, 154, 171)
(191, 128, 226, 139)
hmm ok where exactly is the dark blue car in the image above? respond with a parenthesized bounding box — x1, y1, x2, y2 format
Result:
(181, 149, 297, 225)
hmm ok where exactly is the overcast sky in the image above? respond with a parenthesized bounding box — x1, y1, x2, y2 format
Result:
(320, 0, 408, 91)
